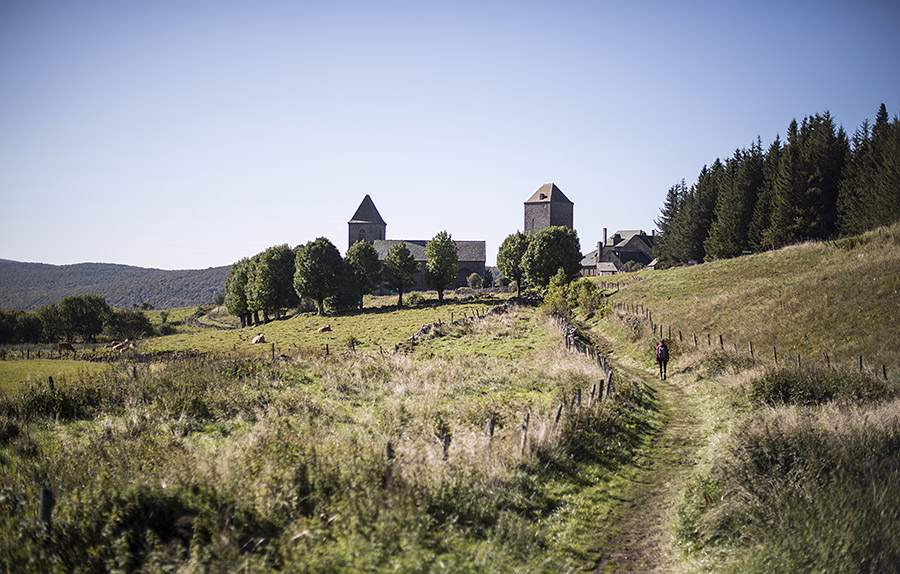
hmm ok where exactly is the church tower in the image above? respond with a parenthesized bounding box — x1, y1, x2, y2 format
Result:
(524, 183, 573, 234)
(348, 195, 387, 249)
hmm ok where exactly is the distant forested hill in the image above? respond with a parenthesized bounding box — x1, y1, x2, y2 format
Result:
(0, 259, 231, 310)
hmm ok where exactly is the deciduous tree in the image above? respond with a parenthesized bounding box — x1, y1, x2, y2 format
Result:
(383, 241, 418, 307)
(345, 240, 382, 309)
(294, 237, 344, 316)
(522, 226, 582, 288)
(496, 231, 531, 296)
(425, 231, 458, 302)
(225, 258, 252, 327)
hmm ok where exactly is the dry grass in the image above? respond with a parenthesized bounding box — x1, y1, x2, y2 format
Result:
(607, 223, 900, 373)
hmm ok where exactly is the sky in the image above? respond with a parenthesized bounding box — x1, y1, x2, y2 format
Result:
(2, 0, 899, 270)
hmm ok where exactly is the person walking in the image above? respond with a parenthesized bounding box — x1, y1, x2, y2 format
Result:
(656, 339, 669, 380)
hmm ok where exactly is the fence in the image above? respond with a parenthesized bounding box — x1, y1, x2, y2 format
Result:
(610, 300, 893, 380)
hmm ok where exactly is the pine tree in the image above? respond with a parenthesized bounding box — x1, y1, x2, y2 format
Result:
(705, 141, 764, 259)
(749, 136, 782, 250)
(653, 180, 688, 267)
(871, 105, 900, 228)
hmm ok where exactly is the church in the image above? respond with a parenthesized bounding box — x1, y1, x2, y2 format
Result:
(348, 195, 486, 290)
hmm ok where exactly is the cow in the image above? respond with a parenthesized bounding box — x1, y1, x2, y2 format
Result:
(317, 325, 331, 333)
(58, 342, 76, 356)
(251, 333, 266, 344)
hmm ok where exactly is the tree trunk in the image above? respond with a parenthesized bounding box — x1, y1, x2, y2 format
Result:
(316, 299, 325, 316)
(397, 291, 404, 308)
(437, 289, 444, 302)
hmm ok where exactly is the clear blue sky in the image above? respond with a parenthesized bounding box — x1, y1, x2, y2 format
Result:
(2, 0, 898, 269)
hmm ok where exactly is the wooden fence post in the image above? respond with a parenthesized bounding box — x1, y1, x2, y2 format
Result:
(824, 352, 830, 368)
(692, 333, 697, 347)
(38, 485, 54, 528)
(442, 433, 451, 460)
(520, 411, 531, 456)
(773, 346, 778, 366)
(883, 365, 888, 380)
(719, 334, 724, 349)
(386, 441, 395, 460)
(749, 341, 754, 359)
(859, 355, 864, 372)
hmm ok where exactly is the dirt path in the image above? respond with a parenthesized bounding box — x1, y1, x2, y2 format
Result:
(594, 363, 705, 573)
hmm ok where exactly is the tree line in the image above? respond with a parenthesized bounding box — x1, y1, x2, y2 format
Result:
(654, 103, 900, 267)
(224, 232, 473, 324)
(0, 294, 154, 345)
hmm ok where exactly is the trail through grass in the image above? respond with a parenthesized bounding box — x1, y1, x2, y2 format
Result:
(582, 316, 711, 573)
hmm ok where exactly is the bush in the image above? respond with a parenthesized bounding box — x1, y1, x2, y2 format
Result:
(748, 367, 896, 407)
(467, 273, 483, 289)
(405, 292, 426, 306)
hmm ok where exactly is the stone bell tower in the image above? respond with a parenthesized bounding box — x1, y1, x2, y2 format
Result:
(524, 182, 573, 234)
(348, 195, 387, 249)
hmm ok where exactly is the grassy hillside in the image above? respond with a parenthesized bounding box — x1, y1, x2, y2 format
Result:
(608, 223, 900, 372)
(588, 223, 900, 572)
(0, 259, 230, 310)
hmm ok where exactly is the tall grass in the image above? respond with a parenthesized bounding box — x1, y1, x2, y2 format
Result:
(0, 308, 655, 573)
(676, 363, 900, 573)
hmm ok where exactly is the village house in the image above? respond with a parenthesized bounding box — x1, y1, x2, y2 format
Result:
(348, 195, 486, 290)
(581, 228, 656, 276)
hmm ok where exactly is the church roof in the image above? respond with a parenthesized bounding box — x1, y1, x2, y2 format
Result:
(525, 183, 573, 205)
(349, 195, 386, 225)
(373, 240, 486, 263)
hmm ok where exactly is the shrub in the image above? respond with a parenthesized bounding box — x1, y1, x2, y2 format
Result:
(748, 367, 896, 407)
(405, 292, 426, 306)
(467, 272, 483, 289)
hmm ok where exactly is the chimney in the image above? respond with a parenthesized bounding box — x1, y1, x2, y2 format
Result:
(603, 227, 607, 246)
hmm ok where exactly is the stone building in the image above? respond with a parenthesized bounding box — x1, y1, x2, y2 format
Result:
(581, 228, 655, 275)
(524, 183, 574, 234)
(348, 194, 387, 247)
(348, 196, 486, 290)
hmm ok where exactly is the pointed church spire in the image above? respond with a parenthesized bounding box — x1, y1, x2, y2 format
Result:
(349, 194, 386, 225)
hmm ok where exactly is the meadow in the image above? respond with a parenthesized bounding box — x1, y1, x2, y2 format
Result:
(3, 224, 899, 572)
(0, 302, 659, 573)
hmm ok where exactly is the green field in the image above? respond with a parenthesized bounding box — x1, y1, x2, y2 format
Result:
(0, 359, 109, 395)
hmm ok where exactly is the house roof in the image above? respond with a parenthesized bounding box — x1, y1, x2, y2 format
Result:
(596, 262, 618, 273)
(373, 240, 486, 263)
(525, 183, 573, 205)
(348, 195, 386, 225)
(580, 248, 598, 267)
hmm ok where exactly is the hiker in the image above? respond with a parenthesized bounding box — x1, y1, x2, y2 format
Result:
(656, 339, 669, 380)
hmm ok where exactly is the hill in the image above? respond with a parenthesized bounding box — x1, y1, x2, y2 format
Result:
(0, 259, 230, 311)
(606, 223, 900, 370)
